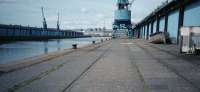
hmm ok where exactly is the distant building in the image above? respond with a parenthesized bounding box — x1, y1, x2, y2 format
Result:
(0, 24, 84, 41)
(82, 28, 112, 37)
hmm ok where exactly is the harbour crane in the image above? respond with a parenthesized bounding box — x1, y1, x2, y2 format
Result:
(57, 12, 60, 31)
(41, 7, 47, 29)
(112, 0, 135, 38)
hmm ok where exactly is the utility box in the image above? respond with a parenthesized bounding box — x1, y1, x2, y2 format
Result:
(180, 27, 200, 54)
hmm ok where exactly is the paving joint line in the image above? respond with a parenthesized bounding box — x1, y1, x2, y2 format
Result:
(6, 41, 111, 92)
(144, 41, 200, 67)
(134, 41, 200, 91)
(61, 42, 112, 92)
(126, 44, 150, 92)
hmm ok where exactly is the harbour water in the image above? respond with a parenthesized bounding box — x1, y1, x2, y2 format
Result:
(0, 37, 109, 64)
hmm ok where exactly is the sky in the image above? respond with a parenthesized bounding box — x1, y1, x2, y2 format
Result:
(0, 0, 166, 29)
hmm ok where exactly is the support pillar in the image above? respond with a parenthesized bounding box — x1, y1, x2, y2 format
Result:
(138, 27, 140, 38)
(151, 21, 154, 35)
(164, 14, 168, 33)
(147, 23, 149, 40)
(143, 25, 146, 39)
(156, 15, 160, 33)
(177, 4, 185, 44)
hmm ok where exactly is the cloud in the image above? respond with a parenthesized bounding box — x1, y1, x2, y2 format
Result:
(0, 0, 167, 29)
(80, 7, 88, 13)
(62, 20, 91, 25)
(47, 16, 57, 22)
(96, 13, 105, 19)
(0, 0, 16, 4)
(131, 0, 166, 23)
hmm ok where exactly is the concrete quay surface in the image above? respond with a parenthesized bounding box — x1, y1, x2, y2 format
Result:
(1, 39, 200, 92)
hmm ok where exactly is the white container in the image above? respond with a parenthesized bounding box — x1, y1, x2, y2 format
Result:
(180, 27, 200, 53)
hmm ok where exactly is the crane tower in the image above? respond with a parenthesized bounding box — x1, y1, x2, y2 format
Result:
(112, 0, 134, 38)
(57, 12, 60, 31)
(41, 7, 47, 30)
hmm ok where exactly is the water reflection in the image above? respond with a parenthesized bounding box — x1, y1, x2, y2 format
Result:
(0, 37, 110, 64)
(57, 40, 61, 51)
(44, 41, 48, 54)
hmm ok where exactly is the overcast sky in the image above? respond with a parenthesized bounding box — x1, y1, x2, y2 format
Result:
(0, 0, 166, 29)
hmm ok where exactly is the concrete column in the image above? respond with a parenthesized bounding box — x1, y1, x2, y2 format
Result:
(138, 27, 140, 38)
(132, 30, 134, 38)
(164, 14, 168, 33)
(137, 28, 139, 38)
(177, 4, 185, 44)
(156, 15, 160, 33)
(151, 21, 154, 35)
(138, 28, 140, 38)
(134, 29, 136, 38)
(143, 25, 146, 39)
(135, 29, 137, 38)
(147, 23, 149, 40)
(69, 32, 72, 37)
(72, 32, 74, 37)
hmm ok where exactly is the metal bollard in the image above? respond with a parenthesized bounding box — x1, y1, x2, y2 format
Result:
(101, 39, 103, 43)
(92, 41, 95, 44)
(72, 44, 77, 49)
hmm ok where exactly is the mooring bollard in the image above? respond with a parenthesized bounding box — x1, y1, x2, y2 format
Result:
(72, 44, 77, 49)
(101, 39, 103, 43)
(92, 41, 95, 44)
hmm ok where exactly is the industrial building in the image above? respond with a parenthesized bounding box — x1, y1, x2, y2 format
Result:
(0, 24, 84, 41)
(0, 7, 84, 41)
(133, 0, 200, 44)
(83, 28, 112, 37)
